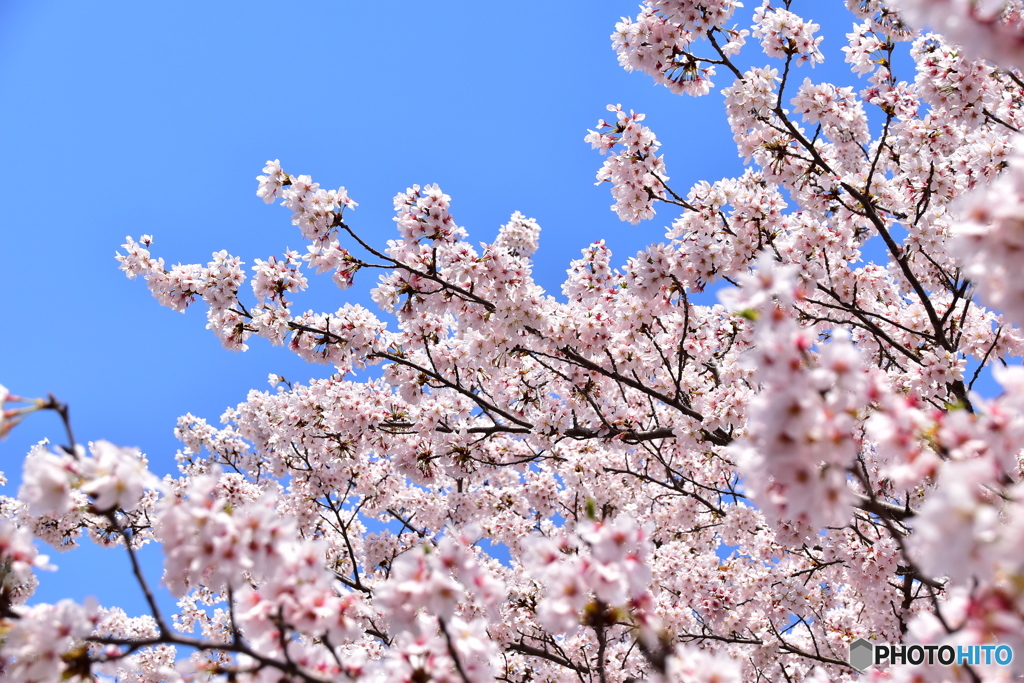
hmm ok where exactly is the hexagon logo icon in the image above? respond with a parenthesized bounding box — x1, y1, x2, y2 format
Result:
(849, 638, 874, 673)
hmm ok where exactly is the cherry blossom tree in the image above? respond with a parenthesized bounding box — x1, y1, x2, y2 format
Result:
(6, 1, 1024, 681)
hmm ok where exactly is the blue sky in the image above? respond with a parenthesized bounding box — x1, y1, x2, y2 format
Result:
(0, 1, 932, 620)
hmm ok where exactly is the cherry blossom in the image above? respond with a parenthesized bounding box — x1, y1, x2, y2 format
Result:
(585, 104, 669, 224)
(13, 1, 1024, 682)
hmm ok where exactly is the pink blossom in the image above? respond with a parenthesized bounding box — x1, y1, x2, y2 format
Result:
(16, 2, 1024, 681)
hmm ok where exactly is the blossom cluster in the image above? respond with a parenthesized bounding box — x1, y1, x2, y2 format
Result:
(612, 0, 746, 95)
(888, 0, 1024, 68)
(752, 2, 824, 67)
(525, 515, 654, 634)
(20, 440, 157, 518)
(951, 136, 1024, 326)
(258, 159, 357, 243)
(585, 104, 669, 224)
(724, 258, 870, 535)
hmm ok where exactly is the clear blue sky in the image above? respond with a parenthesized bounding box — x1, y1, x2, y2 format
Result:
(0, 1, 926, 619)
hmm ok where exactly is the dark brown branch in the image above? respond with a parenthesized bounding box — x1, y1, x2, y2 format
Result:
(41, 393, 77, 456)
(507, 641, 593, 675)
